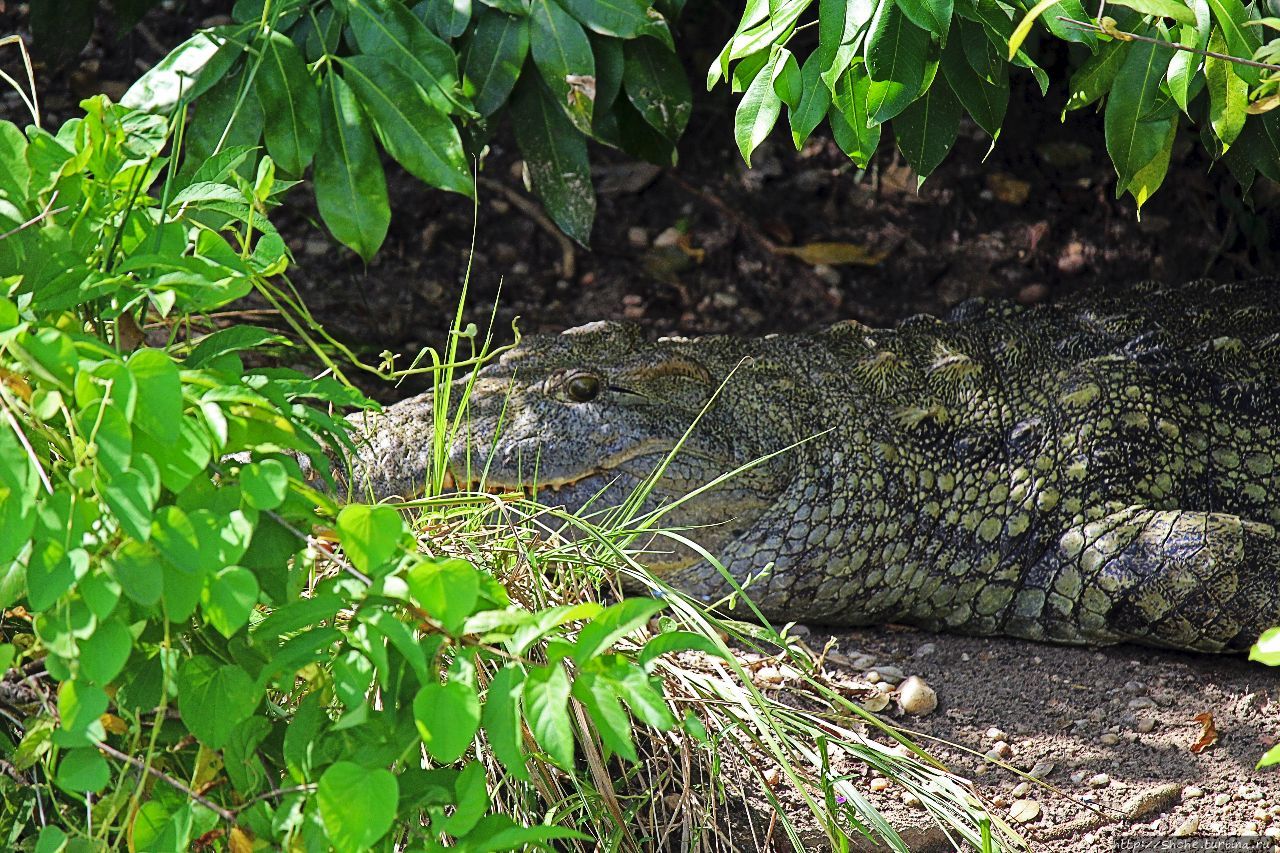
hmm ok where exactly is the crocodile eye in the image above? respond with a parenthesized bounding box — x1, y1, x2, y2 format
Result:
(566, 373, 601, 403)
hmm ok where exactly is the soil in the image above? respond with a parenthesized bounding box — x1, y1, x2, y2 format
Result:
(6, 2, 1280, 850)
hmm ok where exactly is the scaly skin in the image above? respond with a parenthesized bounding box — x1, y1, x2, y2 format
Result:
(344, 279, 1280, 653)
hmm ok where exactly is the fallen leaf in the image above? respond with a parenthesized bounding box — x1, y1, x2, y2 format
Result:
(229, 827, 255, 853)
(1009, 799, 1040, 823)
(1247, 94, 1280, 115)
(986, 172, 1031, 205)
(99, 713, 128, 736)
(1191, 712, 1218, 753)
(775, 242, 892, 267)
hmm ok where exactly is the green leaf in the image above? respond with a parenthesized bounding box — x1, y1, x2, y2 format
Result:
(772, 47, 804, 109)
(601, 657, 677, 729)
(558, 0, 660, 38)
(481, 664, 528, 780)
(734, 58, 782, 163)
(177, 656, 259, 749)
(336, 503, 404, 575)
(623, 38, 693, 142)
(27, 541, 78, 611)
(405, 556, 479, 634)
(572, 597, 666, 664)
(186, 325, 288, 366)
(829, 60, 882, 167)
(414, 679, 481, 763)
(637, 630, 728, 671)
(573, 667, 638, 762)
(1250, 626, 1280, 665)
(348, 0, 467, 114)
(1205, 0, 1262, 84)
(122, 25, 250, 113)
(1205, 28, 1248, 148)
(462, 8, 530, 116)
(316, 72, 390, 262)
(897, 0, 953, 39)
(529, 0, 596, 132)
(1108, 0, 1197, 24)
(341, 55, 474, 198)
(240, 459, 289, 510)
(940, 29, 1007, 137)
(1064, 39, 1128, 112)
(183, 68, 265, 167)
(56, 748, 110, 793)
(818, 0, 874, 88)
(1007, 0, 1058, 58)
(317, 762, 399, 850)
(109, 540, 163, 607)
(426, 0, 472, 37)
(523, 662, 574, 767)
(151, 504, 203, 572)
(1166, 0, 1211, 113)
(1104, 36, 1175, 191)
(77, 617, 133, 684)
(58, 680, 108, 742)
(254, 31, 320, 176)
(440, 761, 489, 837)
(509, 73, 596, 245)
(864, 0, 930, 124)
(789, 52, 833, 147)
(201, 565, 259, 637)
(128, 347, 184, 443)
(894, 77, 963, 181)
(1123, 113, 1176, 209)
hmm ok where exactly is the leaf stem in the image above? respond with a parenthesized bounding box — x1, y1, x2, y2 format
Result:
(1057, 15, 1280, 72)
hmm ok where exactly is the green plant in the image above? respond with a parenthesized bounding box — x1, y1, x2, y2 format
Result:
(0, 96, 1019, 852)
(714, 0, 1280, 207)
(120, 0, 691, 257)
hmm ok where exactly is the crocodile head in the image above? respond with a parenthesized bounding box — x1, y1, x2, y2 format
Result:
(351, 321, 798, 573)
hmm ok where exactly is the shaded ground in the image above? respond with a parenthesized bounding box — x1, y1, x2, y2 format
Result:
(7, 3, 1280, 850)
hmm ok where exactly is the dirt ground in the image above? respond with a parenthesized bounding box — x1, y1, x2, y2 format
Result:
(6, 2, 1280, 850)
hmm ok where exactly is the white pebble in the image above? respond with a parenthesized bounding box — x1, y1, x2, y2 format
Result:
(896, 676, 938, 716)
(985, 727, 1008, 742)
(1182, 786, 1204, 799)
(1214, 794, 1232, 806)
(1173, 817, 1199, 837)
(1099, 733, 1120, 746)
(1136, 718, 1156, 733)
(1088, 773, 1111, 788)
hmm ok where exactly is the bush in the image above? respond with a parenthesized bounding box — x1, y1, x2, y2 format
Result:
(0, 97, 1017, 851)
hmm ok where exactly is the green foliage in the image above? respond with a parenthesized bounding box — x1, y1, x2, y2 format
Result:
(0, 99, 718, 851)
(714, 0, 1280, 207)
(122, 0, 689, 254)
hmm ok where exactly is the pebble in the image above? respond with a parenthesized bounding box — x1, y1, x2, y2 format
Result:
(626, 226, 649, 247)
(875, 682, 894, 694)
(1173, 817, 1200, 837)
(870, 665, 906, 684)
(1071, 770, 1088, 785)
(896, 676, 938, 716)
(1028, 762, 1055, 780)
(985, 727, 1008, 742)
(1099, 733, 1120, 746)
(869, 777, 890, 793)
(986, 741, 1013, 761)
(1214, 794, 1232, 806)
(1123, 680, 1145, 693)
(913, 643, 937, 658)
(1011, 782, 1032, 798)
(1239, 785, 1265, 802)
(813, 264, 841, 287)
(653, 227, 681, 248)
(1183, 785, 1204, 799)
(1136, 718, 1156, 734)
(755, 667, 783, 685)
(902, 792, 923, 809)
(1088, 773, 1111, 788)
(1265, 827, 1280, 839)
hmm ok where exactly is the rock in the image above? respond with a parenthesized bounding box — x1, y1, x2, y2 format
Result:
(913, 642, 937, 658)
(1011, 782, 1032, 798)
(1136, 718, 1156, 734)
(985, 727, 1008, 742)
(1173, 817, 1200, 837)
(870, 665, 906, 684)
(1214, 793, 1232, 806)
(754, 667, 783, 685)
(813, 264, 841, 287)
(1071, 770, 1088, 785)
(1009, 800, 1040, 823)
(1127, 696, 1156, 710)
(1123, 680, 1145, 693)
(869, 777, 890, 793)
(1028, 762, 1055, 780)
(1182, 786, 1204, 799)
(1088, 773, 1111, 788)
(896, 676, 938, 716)
(985, 742, 1013, 761)
(1239, 785, 1265, 802)
(902, 792, 923, 809)
(1099, 733, 1120, 746)
(627, 227, 649, 247)
(653, 227, 681, 249)
(875, 682, 894, 694)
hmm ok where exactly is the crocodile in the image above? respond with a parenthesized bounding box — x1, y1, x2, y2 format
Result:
(342, 279, 1280, 653)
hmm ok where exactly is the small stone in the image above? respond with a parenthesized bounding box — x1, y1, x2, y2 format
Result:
(1173, 817, 1200, 837)
(985, 727, 1008, 742)
(1244, 821, 1261, 834)
(711, 292, 740, 309)
(875, 682, 894, 694)
(902, 792, 923, 809)
(1009, 800, 1040, 823)
(1254, 807, 1270, 822)
(985, 741, 1013, 761)
(1127, 696, 1156, 710)
(896, 676, 938, 716)
(1239, 785, 1265, 802)
(1123, 680, 1145, 693)
(1136, 718, 1156, 734)
(1071, 770, 1088, 785)
(763, 768, 780, 786)
(870, 665, 906, 684)
(653, 227, 681, 248)
(1029, 762, 1055, 780)
(755, 667, 783, 685)
(1265, 827, 1280, 839)
(960, 652, 971, 662)
(1088, 773, 1111, 789)
(914, 642, 937, 658)
(1214, 793, 1232, 806)
(813, 264, 841, 287)
(1099, 733, 1120, 746)
(1011, 782, 1032, 798)
(865, 671, 881, 684)
(626, 226, 649, 247)
(1182, 785, 1204, 800)
(869, 777, 890, 793)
